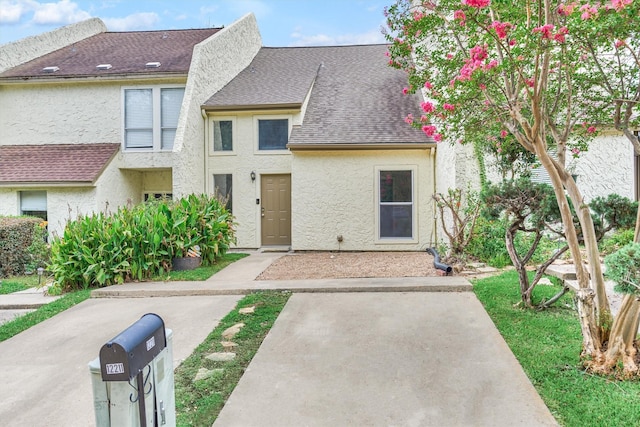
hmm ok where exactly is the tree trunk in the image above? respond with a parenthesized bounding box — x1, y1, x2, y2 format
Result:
(505, 224, 531, 307)
(599, 295, 640, 376)
(535, 145, 601, 355)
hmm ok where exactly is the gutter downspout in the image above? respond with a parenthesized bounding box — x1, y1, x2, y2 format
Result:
(201, 108, 208, 194)
(430, 147, 438, 247)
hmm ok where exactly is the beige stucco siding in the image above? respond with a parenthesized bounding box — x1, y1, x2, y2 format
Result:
(572, 133, 635, 202)
(291, 150, 434, 251)
(172, 13, 262, 197)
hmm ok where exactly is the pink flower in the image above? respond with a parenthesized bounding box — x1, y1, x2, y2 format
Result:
(463, 0, 490, 8)
(385, 51, 390, 57)
(404, 114, 414, 125)
(525, 77, 535, 88)
(479, 83, 487, 90)
(610, 0, 632, 11)
(485, 59, 498, 70)
(454, 10, 466, 25)
(533, 24, 555, 39)
(587, 126, 596, 133)
(433, 133, 443, 142)
(500, 130, 508, 138)
(580, 4, 599, 19)
(424, 81, 433, 89)
(571, 147, 581, 157)
(402, 87, 409, 95)
(509, 39, 517, 46)
(554, 26, 569, 43)
(615, 39, 625, 48)
(421, 101, 435, 113)
(413, 11, 425, 21)
(420, 115, 428, 122)
(422, 125, 437, 136)
(443, 103, 455, 112)
(490, 21, 512, 39)
(558, 3, 576, 16)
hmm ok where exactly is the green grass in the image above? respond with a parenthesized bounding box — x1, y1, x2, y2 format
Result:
(0, 289, 91, 343)
(474, 270, 640, 427)
(156, 253, 249, 281)
(175, 291, 291, 426)
(0, 277, 34, 294)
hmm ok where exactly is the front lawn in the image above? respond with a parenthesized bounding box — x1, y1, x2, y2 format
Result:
(474, 270, 640, 427)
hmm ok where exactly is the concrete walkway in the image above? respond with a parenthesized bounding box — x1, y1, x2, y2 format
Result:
(0, 251, 558, 426)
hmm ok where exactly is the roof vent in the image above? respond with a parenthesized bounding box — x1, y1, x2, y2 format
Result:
(96, 64, 112, 70)
(42, 66, 60, 73)
(145, 62, 161, 68)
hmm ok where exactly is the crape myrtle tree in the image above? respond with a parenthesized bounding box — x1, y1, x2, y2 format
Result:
(385, 0, 640, 376)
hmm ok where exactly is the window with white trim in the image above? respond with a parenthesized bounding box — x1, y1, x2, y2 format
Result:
(123, 86, 184, 151)
(20, 190, 47, 221)
(379, 170, 414, 239)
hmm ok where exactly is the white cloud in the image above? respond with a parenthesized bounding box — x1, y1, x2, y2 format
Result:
(0, 1, 27, 24)
(31, 0, 91, 25)
(290, 28, 386, 47)
(103, 12, 160, 31)
(226, 0, 270, 20)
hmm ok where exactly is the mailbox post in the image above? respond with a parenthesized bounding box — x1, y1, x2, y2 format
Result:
(89, 313, 176, 427)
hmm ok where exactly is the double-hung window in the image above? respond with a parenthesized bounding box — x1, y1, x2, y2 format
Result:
(20, 190, 47, 221)
(213, 119, 234, 152)
(124, 86, 185, 151)
(378, 170, 414, 239)
(213, 174, 233, 212)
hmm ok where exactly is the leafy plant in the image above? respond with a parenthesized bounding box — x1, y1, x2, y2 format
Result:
(434, 187, 481, 259)
(599, 228, 634, 256)
(604, 242, 640, 295)
(48, 194, 235, 291)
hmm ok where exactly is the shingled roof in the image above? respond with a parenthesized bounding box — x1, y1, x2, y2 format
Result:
(0, 144, 119, 185)
(204, 45, 431, 147)
(0, 28, 220, 80)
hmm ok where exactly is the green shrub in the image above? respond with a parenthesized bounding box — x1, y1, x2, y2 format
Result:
(0, 216, 45, 277)
(604, 242, 640, 295)
(48, 194, 235, 291)
(599, 228, 634, 256)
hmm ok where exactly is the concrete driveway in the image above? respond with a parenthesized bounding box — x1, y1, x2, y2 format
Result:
(0, 295, 240, 426)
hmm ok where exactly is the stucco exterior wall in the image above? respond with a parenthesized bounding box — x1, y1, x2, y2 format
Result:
(291, 150, 434, 251)
(0, 189, 19, 216)
(172, 13, 262, 198)
(0, 18, 107, 73)
(572, 133, 635, 202)
(207, 110, 296, 248)
(0, 82, 120, 145)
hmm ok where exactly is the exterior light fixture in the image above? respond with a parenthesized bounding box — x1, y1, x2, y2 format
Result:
(250, 171, 256, 181)
(37, 267, 44, 285)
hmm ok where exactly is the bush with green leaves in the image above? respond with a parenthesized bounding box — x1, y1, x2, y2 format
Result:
(599, 228, 635, 256)
(48, 194, 235, 291)
(604, 242, 640, 295)
(0, 216, 45, 277)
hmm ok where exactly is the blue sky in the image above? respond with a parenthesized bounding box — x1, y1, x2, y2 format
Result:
(0, 0, 390, 46)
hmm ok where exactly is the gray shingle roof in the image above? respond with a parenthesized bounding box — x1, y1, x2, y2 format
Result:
(0, 28, 220, 79)
(0, 143, 119, 184)
(204, 45, 430, 146)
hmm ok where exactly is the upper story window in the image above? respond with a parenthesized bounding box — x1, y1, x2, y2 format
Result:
(123, 86, 185, 151)
(258, 119, 289, 150)
(213, 119, 234, 152)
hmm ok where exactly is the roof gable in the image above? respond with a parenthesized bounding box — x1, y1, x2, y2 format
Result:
(204, 45, 430, 146)
(0, 144, 119, 185)
(0, 28, 220, 80)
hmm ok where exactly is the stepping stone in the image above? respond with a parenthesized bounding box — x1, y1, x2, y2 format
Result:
(206, 352, 236, 362)
(222, 323, 244, 340)
(538, 278, 553, 286)
(221, 341, 238, 350)
(239, 306, 255, 314)
(194, 367, 224, 382)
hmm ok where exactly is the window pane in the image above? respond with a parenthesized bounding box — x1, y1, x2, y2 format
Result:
(125, 89, 153, 149)
(161, 129, 176, 150)
(380, 170, 412, 202)
(161, 88, 184, 150)
(214, 174, 233, 212)
(213, 120, 233, 151)
(126, 129, 153, 148)
(258, 119, 288, 150)
(21, 191, 47, 211)
(125, 89, 152, 128)
(380, 205, 412, 238)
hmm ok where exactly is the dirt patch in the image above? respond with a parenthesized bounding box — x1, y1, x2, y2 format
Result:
(256, 251, 437, 280)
